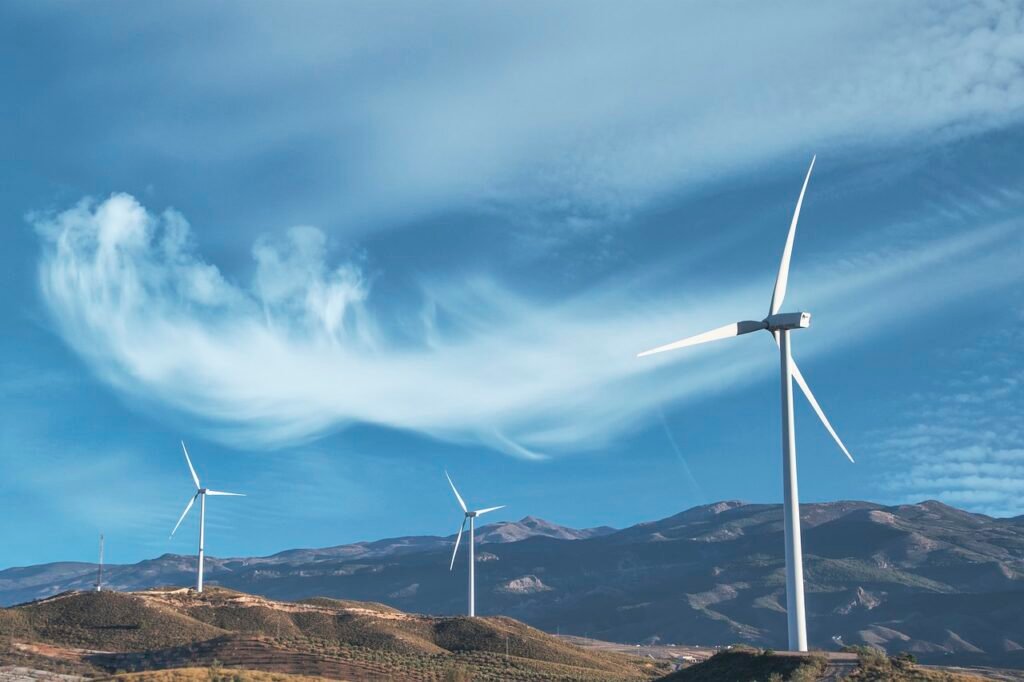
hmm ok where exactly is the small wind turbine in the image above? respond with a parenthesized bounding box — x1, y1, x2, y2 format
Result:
(637, 156, 854, 652)
(169, 441, 244, 593)
(446, 471, 504, 617)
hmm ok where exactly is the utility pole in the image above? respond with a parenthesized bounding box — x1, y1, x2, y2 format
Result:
(96, 532, 104, 589)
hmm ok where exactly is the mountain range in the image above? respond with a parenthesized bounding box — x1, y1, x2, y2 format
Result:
(4, 500, 1024, 668)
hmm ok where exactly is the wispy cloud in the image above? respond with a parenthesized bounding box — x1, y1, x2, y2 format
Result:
(8, 1, 1024, 233)
(33, 193, 1023, 457)
(877, 318, 1024, 517)
(4, 434, 178, 547)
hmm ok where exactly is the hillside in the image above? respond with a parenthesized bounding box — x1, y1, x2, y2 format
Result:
(0, 588, 665, 681)
(658, 646, 991, 682)
(4, 500, 1024, 667)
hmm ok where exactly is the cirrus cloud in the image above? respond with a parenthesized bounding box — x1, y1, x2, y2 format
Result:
(33, 193, 1023, 457)
(8, 1, 1024, 234)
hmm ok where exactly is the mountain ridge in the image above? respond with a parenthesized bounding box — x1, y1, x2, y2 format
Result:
(0, 515, 616, 603)
(4, 499, 1024, 668)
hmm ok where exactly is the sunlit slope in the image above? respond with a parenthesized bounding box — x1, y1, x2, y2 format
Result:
(0, 588, 665, 681)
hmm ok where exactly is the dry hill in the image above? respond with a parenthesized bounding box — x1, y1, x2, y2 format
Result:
(0, 588, 666, 681)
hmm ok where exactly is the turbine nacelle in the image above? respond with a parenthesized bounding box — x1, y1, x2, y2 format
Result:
(765, 312, 811, 332)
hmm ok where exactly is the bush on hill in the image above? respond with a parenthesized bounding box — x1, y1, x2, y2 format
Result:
(658, 646, 827, 681)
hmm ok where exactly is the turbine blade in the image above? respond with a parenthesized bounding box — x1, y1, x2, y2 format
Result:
(769, 155, 815, 316)
(772, 335, 854, 463)
(791, 359, 855, 463)
(170, 493, 197, 538)
(449, 518, 466, 571)
(637, 320, 764, 358)
(445, 471, 468, 513)
(205, 490, 245, 496)
(181, 441, 201, 489)
(474, 505, 505, 516)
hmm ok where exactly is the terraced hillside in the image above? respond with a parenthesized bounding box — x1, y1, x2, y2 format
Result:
(0, 588, 667, 681)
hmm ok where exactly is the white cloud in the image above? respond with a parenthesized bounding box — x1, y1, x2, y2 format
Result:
(34, 193, 1023, 457)
(15, 1, 1024, 232)
(878, 331, 1024, 517)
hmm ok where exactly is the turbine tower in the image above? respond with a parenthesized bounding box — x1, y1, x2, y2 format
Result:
(446, 471, 504, 617)
(637, 156, 854, 652)
(169, 441, 244, 593)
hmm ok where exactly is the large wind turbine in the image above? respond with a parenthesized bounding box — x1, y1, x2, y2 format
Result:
(169, 441, 244, 593)
(637, 156, 853, 652)
(446, 471, 504, 617)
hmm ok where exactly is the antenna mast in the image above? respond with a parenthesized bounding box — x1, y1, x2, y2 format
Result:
(95, 534, 104, 592)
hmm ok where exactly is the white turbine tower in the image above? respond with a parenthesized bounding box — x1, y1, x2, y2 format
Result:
(637, 156, 854, 652)
(169, 441, 244, 593)
(446, 471, 504, 617)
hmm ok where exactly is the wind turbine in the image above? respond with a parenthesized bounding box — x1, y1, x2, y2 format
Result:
(446, 471, 504, 617)
(637, 156, 854, 652)
(169, 441, 244, 593)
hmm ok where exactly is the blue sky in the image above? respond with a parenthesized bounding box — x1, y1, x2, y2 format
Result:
(2, 1, 1023, 569)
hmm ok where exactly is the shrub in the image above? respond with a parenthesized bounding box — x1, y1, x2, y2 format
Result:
(443, 665, 473, 682)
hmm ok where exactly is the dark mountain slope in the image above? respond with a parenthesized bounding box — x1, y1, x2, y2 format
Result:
(0, 516, 610, 606)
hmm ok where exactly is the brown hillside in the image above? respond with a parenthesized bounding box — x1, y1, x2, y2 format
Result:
(1, 588, 666, 681)
(0, 589, 225, 651)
